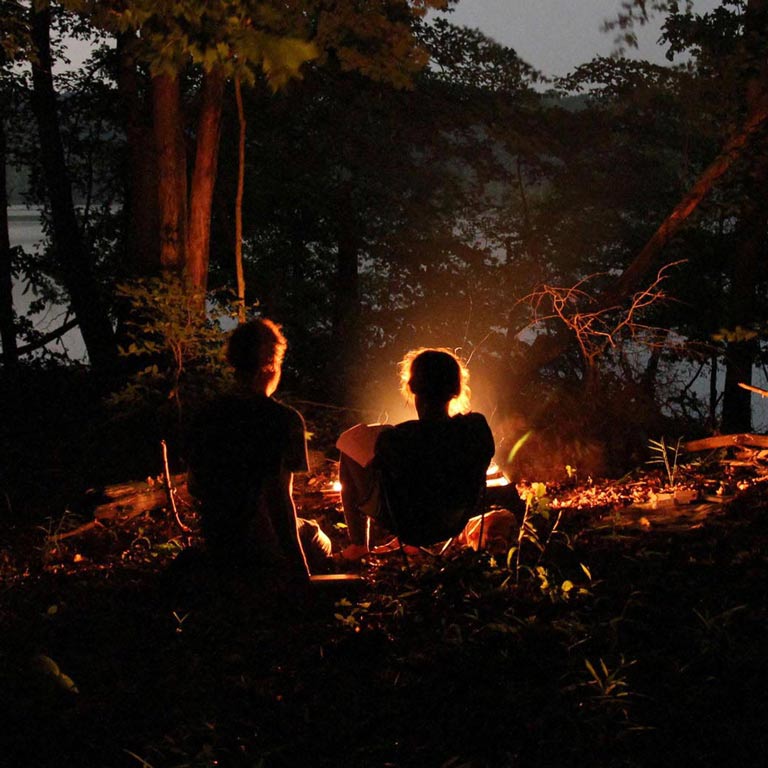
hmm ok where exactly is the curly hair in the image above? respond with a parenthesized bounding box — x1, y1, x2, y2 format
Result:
(398, 347, 471, 415)
(226, 318, 287, 377)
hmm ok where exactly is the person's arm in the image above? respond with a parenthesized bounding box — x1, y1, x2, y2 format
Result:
(262, 468, 310, 581)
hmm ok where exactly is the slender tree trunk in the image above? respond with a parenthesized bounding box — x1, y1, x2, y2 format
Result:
(605, 97, 768, 305)
(722, 336, 758, 432)
(519, 89, 768, 380)
(720, 0, 768, 432)
(117, 32, 159, 275)
(0, 111, 18, 370)
(234, 75, 247, 322)
(709, 351, 719, 430)
(720, 182, 766, 432)
(152, 72, 187, 272)
(187, 67, 226, 293)
(29, 5, 117, 374)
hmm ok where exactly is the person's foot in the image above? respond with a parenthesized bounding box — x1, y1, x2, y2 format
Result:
(339, 543, 369, 562)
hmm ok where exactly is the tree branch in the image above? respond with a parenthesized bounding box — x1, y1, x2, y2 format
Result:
(16, 317, 79, 356)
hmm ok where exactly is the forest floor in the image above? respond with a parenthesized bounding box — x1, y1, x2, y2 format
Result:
(1, 450, 768, 768)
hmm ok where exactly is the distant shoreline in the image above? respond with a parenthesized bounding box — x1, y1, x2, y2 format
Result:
(8, 207, 41, 223)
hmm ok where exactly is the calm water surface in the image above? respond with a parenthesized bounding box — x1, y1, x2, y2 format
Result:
(7, 206, 86, 360)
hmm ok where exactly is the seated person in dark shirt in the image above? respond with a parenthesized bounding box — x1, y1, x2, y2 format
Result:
(337, 347, 495, 561)
(186, 318, 331, 580)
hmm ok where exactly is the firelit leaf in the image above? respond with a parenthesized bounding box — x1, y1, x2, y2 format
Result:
(57, 673, 80, 694)
(34, 654, 60, 677)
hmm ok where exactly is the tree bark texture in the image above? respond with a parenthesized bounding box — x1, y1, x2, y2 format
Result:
(152, 72, 188, 272)
(29, 5, 117, 374)
(187, 67, 226, 293)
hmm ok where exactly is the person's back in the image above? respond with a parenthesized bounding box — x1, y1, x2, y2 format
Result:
(185, 318, 326, 579)
(374, 412, 494, 545)
(338, 347, 495, 559)
(188, 391, 307, 565)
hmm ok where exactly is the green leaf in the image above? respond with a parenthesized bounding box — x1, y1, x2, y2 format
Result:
(507, 430, 533, 463)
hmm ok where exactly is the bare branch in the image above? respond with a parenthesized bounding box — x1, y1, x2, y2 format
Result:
(522, 260, 684, 369)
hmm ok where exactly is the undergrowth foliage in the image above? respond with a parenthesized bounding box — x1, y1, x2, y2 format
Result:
(4, 471, 768, 766)
(112, 275, 247, 420)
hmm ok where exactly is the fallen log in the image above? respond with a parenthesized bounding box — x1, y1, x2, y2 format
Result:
(85, 473, 191, 522)
(684, 433, 768, 452)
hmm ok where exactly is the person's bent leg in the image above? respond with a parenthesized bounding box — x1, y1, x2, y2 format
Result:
(339, 452, 373, 556)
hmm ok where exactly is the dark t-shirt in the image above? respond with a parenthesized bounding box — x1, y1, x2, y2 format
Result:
(187, 393, 308, 562)
(372, 412, 495, 544)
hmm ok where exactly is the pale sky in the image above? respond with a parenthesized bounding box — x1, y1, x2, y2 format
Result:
(430, 0, 721, 78)
(63, 1, 721, 78)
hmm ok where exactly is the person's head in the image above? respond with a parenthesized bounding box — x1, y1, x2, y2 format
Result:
(227, 318, 287, 396)
(398, 347, 471, 417)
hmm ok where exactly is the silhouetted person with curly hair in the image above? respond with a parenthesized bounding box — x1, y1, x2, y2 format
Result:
(337, 347, 495, 561)
(187, 318, 330, 582)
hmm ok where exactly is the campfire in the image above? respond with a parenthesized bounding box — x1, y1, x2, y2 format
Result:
(321, 459, 511, 495)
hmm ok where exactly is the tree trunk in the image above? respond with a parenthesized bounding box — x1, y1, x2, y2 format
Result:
(234, 75, 247, 321)
(722, 335, 758, 432)
(29, 5, 117, 374)
(0, 110, 18, 370)
(518, 89, 768, 381)
(604, 96, 768, 306)
(720, 0, 768, 433)
(152, 72, 187, 272)
(116, 32, 159, 276)
(709, 350, 719, 430)
(187, 67, 226, 293)
(720, 180, 766, 432)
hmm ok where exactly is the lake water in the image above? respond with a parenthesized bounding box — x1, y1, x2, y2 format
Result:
(7, 205, 86, 361)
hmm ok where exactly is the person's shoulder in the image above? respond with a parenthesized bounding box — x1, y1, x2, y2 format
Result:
(192, 392, 240, 425)
(386, 419, 420, 439)
(270, 397, 305, 422)
(454, 412, 491, 428)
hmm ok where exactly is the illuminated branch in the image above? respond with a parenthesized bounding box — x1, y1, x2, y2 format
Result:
(522, 261, 684, 371)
